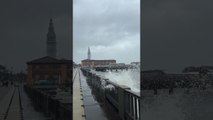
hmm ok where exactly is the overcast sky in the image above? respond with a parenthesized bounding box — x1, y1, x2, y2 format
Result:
(143, 0, 213, 73)
(0, 0, 71, 72)
(73, 0, 140, 64)
(2, 0, 212, 73)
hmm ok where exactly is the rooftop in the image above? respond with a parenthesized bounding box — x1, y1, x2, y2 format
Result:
(27, 56, 72, 64)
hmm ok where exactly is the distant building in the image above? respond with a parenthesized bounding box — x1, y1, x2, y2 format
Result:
(81, 59, 116, 68)
(81, 47, 116, 68)
(131, 62, 140, 66)
(47, 19, 57, 58)
(26, 56, 72, 85)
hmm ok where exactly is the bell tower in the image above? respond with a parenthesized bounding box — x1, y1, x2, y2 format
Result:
(47, 18, 56, 58)
(88, 47, 91, 60)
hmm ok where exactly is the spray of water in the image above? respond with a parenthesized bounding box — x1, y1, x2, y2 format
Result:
(93, 69, 140, 93)
(105, 84, 115, 91)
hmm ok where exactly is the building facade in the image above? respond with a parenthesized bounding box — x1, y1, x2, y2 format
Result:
(81, 59, 116, 68)
(81, 47, 116, 68)
(26, 56, 72, 85)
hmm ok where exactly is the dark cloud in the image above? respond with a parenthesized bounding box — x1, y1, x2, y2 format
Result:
(143, 0, 213, 73)
(0, 0, 71, 72)
(73, 0, 140, 64)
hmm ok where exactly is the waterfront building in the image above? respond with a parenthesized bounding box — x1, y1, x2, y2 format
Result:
(26, 56, 72, 85)
(81, 47, 116, 68)
(131, 62, 140, 66)
(26, 19, 71, 85)
(81, 59, 116, 68)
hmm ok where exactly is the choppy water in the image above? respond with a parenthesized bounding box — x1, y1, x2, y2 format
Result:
(91, 69, 140, 93)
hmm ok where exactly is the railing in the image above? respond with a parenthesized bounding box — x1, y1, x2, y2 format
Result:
(125, 89, 140, 120)
(81, 68, 140, 120)
(24, 85, 72, 120)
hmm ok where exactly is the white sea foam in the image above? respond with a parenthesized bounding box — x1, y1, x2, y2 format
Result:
(105, 84, 115, 91)
(93, 69, 140, 93)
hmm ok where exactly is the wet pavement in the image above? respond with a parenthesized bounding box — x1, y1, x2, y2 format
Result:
(73, 69, 85, 120)
(19, 84, 49, 120)
(0, 85, 13, 102)
(0, 84, 48, 120)
(79, 69, 121, 120)
(0, 86, 16, 120)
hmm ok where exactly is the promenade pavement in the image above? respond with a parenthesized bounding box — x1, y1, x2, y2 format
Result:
(0, 84, 48, 120)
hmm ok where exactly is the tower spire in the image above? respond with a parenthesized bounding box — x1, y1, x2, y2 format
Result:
(88, 47, 91, 60)
(47, 18, 56, 58)
(48, 18, 55, 33)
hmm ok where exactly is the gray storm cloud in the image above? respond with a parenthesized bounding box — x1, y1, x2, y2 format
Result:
(1, 0, 211, 73)
(73, 0, 140, 64)
(142, 0, 213, 73)
(0, 0, 71, 72)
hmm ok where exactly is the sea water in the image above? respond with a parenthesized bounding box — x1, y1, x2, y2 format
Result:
(91, 69, 140, 93)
